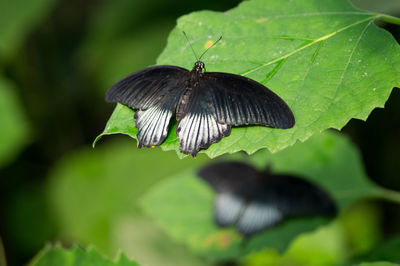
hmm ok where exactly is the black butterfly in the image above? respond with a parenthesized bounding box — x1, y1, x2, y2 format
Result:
(105, 35, 295, 157)
(198, 161, 337, 236)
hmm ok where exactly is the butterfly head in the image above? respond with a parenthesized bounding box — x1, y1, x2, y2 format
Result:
(193, 61, 205, 74)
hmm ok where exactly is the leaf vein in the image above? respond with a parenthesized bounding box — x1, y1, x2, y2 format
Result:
(310, 20, 374, 126)
(261, 58, 287, 84)
(289, 40, 324, 116)
(226, 11, 375, 20)
(239, 15, 376, 77)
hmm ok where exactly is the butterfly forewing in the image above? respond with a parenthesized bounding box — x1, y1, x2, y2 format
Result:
(267, 176, 337, 216)
(105, 65, 188, 110)
(198, 161, 261, 193)
(106, 66, 189, 148)
(201, 72, 295, 128)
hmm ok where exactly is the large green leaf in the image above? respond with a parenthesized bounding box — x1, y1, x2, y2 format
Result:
(97, 0, 400, 158)
(30, 244, 138, 266)
(141, 131, 386, 260)
(0, 0, 56, 58)
(0, 77, 30, 168)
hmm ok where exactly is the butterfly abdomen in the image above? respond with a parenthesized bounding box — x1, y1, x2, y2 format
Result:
(176, 87, 193, 122)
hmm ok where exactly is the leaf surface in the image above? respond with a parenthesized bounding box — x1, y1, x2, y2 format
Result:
(351, 236, 400, 265)
(98, 0, 400, 158)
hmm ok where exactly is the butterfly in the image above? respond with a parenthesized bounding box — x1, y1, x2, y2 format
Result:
(105, 34, 295, 157)
(198, 161, 337, 236)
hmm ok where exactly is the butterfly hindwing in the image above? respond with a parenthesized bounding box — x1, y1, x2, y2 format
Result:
(134, 92, 179, 147)
(106, 65, 188, 148)
(202, 72, 295, 129)
(214, 193, 244, 227)
(177, 87, 231, 157)
(105, 65, 188, 110)
(237, 201, 283, 235)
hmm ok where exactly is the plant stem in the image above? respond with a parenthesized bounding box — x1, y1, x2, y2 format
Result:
(376, 14, 400, 26)
(376, 187, 400, 205)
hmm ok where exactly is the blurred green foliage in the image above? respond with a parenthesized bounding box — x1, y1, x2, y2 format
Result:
(243, 200, 383, 265)
(0, 0, 399, 266)
(351, 235, 400, 264)
(47, 139, 209, 257)
(30, 245, 138, 266)
(0, 0, 56, 58)
(0, 78, 30, 167)
(141, 131, 382, 262)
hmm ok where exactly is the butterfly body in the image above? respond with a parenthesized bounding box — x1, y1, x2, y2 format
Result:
(106, 61, 295, 156)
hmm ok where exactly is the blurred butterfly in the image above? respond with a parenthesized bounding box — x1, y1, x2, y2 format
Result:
(198, 161, 337, 236)
(105, 33, 295, 157)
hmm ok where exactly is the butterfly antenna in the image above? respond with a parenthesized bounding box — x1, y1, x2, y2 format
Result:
(199, 35, 222, 60)
(182, 31, 199, 61)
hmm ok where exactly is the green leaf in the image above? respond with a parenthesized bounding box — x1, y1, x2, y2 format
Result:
(141, 131, 383, 260)
(243, 222, 348, 266)
(351, 236, 400, 265)
(111, 216, 209, 266)
(0, 77, 30, 168)
(98, 0, 400, 158)
(0, 0, 56, 58)
(30, 244, 138, 266)
(47, 138, 211, 263)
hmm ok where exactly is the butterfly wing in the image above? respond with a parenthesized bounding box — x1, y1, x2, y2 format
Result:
(265, 175, 337, 217)
(105, 65, 188, 109)
(106, 66, 189, 148)
(176, 86, 231, 157)
(236, 201, 283, 235)
(197, 161, 260, 193)
(235, 174, 336, 235)
(214, 193, 244, 227)
(198, 162, 283, 234)
(134, 96, 177, 148)
(213, 192, 283, 235)
(202, 72, 295, 129)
